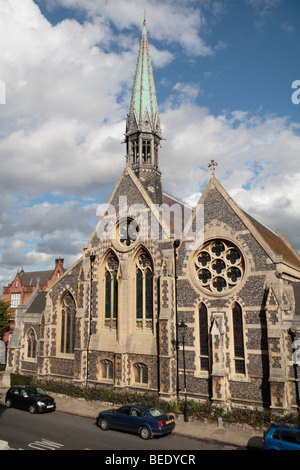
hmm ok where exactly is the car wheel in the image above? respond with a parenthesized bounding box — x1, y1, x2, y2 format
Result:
(29, 404, 36, 414)
(98, 418, 109, 431)
(5, 399, 12, 409)
(140, 426, 151, 440)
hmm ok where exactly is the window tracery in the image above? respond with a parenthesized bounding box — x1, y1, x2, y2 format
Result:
(195, 240, 244, 293)
(26, 328, 37, 359)
(104, 253, 119, 329)
(60, 292, 76, 354)
(118, 218, 139, 247)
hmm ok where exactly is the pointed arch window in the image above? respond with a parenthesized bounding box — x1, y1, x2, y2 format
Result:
(26, 328, 37, 359)
(132, 139, 140, 164)
(104, 254, 119, 329)
(154, 141, 159, 169)
(60, 292, 76, 354)
(199, 303, 209, 371)
(142, 140, 151, 163)
(136, 251, 153, 329)
(232, 302, 245, 374)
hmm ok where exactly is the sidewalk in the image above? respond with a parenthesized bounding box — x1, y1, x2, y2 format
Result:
(0, 386, 264, 449)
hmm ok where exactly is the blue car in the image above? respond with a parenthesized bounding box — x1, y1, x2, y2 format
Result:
(96, 403, 175, 440)
(263, 423, 300, 450)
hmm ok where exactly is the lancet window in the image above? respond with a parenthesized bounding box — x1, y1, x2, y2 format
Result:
(26, 328, 37, 359)
(232, 302, 245, 374)
(104, 253, 119, 328)
(60, 292, 76, 354)
(199, 303, 209, 371)
(136, 251, 153, 329)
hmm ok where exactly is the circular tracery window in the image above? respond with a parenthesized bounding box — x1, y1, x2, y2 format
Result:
(195, 240, 244, 293)
(118, 218, 139, 247)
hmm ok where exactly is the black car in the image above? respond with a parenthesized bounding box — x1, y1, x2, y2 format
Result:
(5, 386, 56, 414)
(96, 404, 175, 440)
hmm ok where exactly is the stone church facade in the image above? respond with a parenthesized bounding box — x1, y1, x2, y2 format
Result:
(6, 21, 300, 413)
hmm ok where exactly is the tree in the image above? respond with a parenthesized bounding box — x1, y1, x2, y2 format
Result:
(0, 297, 10, 340)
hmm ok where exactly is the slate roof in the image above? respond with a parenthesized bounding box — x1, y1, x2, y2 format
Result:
(244, 212, 300, 270)
(26, 291, 47, 314)
(19, 269, 54, 287)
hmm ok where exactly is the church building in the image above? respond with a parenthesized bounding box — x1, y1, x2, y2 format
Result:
(6, 21, 300, 413)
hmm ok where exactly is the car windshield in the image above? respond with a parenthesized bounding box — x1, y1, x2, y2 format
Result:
(29, 388, 47, 397)
(147, 406, 164, 417)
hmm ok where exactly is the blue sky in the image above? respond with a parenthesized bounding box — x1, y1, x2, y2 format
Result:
(0, 0, 300, 288)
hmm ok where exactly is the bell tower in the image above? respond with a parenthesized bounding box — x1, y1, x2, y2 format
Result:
(125, 20, 163, 205)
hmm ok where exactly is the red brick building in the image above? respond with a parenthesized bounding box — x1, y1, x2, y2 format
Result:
(2, 258, 65, 344)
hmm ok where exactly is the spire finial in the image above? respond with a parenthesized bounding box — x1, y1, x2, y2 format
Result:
(143, 11, 147, 33)
(208, 159, 218, 177)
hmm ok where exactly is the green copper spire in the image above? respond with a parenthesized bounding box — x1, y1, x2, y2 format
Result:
(125, 20, 163, 205)
(128, 20, 161, 135)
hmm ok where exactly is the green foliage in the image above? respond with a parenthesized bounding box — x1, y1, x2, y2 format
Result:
(0, 297, 10, 339)
(11, 373, 33, 386)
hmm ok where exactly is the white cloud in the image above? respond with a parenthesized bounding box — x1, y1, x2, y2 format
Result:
(159, 102, 300, 250)
(41, 0, 215, 56)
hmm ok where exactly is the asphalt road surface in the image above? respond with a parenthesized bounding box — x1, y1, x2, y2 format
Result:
(0, 405, 242, 451)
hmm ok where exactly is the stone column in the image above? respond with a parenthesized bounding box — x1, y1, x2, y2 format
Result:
(265, 287, 288, 411)
(211, 313, 228, 405)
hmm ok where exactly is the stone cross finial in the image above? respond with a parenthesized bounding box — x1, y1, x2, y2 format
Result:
(208, 159, 218, 176)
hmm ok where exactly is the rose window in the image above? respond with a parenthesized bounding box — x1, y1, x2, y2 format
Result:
(195, 240, 244, 293)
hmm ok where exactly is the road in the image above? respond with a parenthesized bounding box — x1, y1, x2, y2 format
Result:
(0, 405, 242, 451)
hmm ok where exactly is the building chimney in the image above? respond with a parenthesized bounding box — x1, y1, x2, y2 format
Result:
(55, 257, 64, 267)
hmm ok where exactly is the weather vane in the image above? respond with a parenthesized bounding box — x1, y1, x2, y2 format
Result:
(208, 159, 218, 176)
